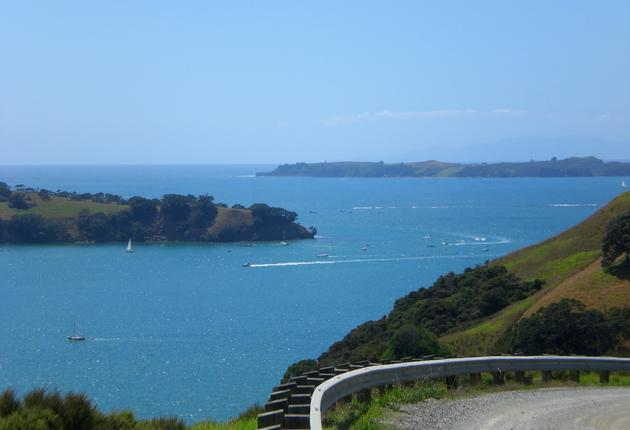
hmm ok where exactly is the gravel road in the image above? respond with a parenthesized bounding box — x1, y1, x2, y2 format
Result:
(382, 387, 630, 430)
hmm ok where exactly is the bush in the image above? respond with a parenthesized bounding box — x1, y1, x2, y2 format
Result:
(282, 359, 318, 383)
(389, 325, 447, 359)
(602, 212, 630, 267)
(0, 390, 20, 418)
(0, 407, 63, 430)
(8, 193, 32, 210)
(510, 299, 617, 355)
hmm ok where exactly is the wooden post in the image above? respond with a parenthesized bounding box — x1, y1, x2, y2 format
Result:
(570, 370, 580, 383)
(599, 370, 610, 384)
(492, 371, 505, 385)
(468, 373, 481, 385)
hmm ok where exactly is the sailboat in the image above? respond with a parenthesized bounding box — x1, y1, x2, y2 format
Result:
(67, 317, 86, 341)
(623, 180, 627, 188)
(126, 238, 134, 253)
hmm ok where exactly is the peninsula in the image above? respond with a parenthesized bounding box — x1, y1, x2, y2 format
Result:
(257, 156, 630, 178)
(0, 182, 315, 243)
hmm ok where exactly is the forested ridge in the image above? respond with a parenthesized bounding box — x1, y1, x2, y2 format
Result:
(0, 182, 315, 243)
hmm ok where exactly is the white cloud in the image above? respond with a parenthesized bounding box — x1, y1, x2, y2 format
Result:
(324, 108, 526, 125)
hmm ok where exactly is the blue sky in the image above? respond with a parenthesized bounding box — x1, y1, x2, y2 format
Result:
(1, 1, 629, 164)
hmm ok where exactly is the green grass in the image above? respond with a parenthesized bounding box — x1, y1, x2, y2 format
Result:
(189, 417, 256, 430)
(189, 404, 260, 430)
(323, 372, 630, 430)
(0, 194, 127, 220)
(441, 191, 630, 355)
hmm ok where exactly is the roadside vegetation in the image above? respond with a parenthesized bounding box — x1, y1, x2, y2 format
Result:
(0, 389, 259, 430)
(323, 372, 630, 430)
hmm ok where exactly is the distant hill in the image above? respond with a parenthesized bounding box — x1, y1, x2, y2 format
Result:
(0, 183, 315, 243)
(258, 156, 630, 178)
(394, 136, 630, 164)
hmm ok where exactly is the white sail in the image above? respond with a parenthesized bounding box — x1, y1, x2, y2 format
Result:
(623, 180, 627, 188)
(126, 239, 134, 252)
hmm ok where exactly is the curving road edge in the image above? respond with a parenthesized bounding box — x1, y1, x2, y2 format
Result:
(309, 355, 630, 430)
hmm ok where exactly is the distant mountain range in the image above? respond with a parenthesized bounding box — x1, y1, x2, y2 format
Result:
(392, 136, 630, 163)
(257, 156, 630, 178)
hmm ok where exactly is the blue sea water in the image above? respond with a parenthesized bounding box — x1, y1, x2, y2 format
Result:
(0, 165, 627, 422)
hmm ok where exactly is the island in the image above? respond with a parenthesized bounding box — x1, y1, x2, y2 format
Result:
(0, 182, 316, 243)
(257, 156, 630, 178)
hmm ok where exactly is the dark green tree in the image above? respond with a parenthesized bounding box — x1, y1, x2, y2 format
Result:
(0, 182, 11, 202)
(7, 214, 65, 242)
(602, 212, 630, 267)
(281, 359, 319, 383)
(510, 299, 615, 355)
(160, 194, 192, 222)
(389, 325, 447, 359)
(128, 196, 158, 223)
(8, 193, 31, 210)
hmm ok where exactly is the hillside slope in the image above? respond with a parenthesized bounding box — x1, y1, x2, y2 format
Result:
(443, 191, 630, 354)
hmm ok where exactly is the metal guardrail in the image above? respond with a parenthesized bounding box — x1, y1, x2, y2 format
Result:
(304, 355, 630, 430)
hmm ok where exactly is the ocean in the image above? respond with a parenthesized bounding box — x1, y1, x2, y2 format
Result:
(0, 164, 625, 422)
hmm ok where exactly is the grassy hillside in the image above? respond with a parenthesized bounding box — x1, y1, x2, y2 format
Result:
(0, 194, 127, 220)
(443, 191, 630, 354)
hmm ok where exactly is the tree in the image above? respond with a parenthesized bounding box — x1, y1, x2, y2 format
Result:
(510, 299, 615, 355)
(190, 195, 218, 229)
(281, 359, 318, 383)
(0, 182, 10, 202)
(160, 194, 192, 222)
(389, 325, 447, 359)
(7, 214, 65, 243)
(128, 196, 158, 223)
(8, 193, 31, 210)
(602, 212, 630, 267)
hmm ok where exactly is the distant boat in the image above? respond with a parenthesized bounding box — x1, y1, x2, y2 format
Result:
(623, 180, 627, 188)
(126, 239, 134, 253)
(67, 317, 85, 342)
(482, 248, 489, 252)
(361, 246, 368, 251)
(317, 253, 329, 258)
(279, 241, 289, 246)
(242, 262, 251, 267)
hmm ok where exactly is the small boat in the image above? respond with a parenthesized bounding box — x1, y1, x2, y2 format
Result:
(279, 241, 289, 246)
(361, 246, 368, 251)
(242, 262, 251, 267)
(482, 248, 489, 252)
(125, 238, 134, 253)
(623, 180, 627, 188)
(67, 318, 86, 342)
(317, 253, 329, 258)
(441, 241, 448, 246)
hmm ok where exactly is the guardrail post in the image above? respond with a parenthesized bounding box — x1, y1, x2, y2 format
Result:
(541, 370, 552, 383)
(492, 371, 505, 385)
(569, 370, 580, 383)
(445, 375, 458, 388)
(468, 373, 481, 385)
(599, 370, 610, 383)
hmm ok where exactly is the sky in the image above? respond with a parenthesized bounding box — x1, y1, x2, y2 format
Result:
(1, 1, 629, 164)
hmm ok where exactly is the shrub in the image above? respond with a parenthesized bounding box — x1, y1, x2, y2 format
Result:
(602, 212, 630, 267)
(0, 390, 20, 418)
(510, 299, 616, 355)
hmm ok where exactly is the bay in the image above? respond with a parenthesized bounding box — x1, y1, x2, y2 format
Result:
(0, 165, 625, 422)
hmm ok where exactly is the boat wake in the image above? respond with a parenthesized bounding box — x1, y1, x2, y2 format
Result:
(248, 254, 496, 268)
(547, 203, 599, 207)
